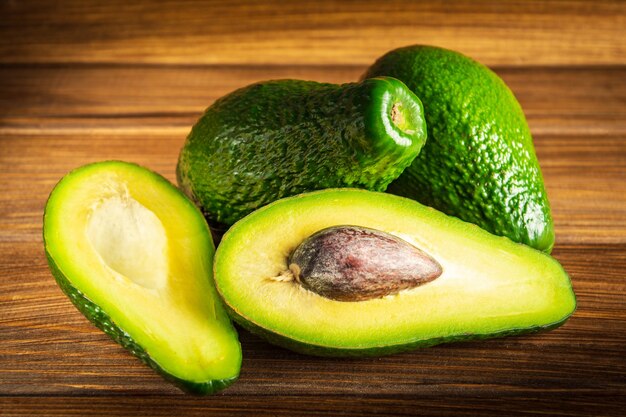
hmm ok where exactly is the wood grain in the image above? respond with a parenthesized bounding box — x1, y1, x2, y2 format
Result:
(1, 394, 625, 417)
(1, 131, 625, 246)
(1, 67, 625, 245)
(1, 241, 625, 399)
(1, 1, 626, 415)
(1, 65, 625, 136)
(0, 64, 625, 413)
(1, 0, 625, 66)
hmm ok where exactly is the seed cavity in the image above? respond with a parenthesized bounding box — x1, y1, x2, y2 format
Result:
(287, 225, 442, 302)
(86, 188, 168, 290)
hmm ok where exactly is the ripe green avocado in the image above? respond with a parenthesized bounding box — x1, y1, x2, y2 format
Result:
(214, 189, 575, 357)
(43, 161, 241, 394)
(177, 77, 427, 229)
(363, 45, 555, 252)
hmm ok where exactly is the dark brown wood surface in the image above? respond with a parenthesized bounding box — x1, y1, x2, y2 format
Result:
(1, 1, 625, 416)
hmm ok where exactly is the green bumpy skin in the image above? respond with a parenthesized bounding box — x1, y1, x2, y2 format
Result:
(177, 77, 427, 228)
(46, 254, 237, 394)
(364, 45, 555, 252)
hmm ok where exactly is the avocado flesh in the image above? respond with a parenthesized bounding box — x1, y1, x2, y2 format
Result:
(177, 77, 427, 228)
(363, 45, 554, 252)
(43, 161, 241, 394)
(214, 189, 575, 356)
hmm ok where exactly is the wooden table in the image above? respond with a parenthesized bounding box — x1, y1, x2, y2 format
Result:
(1, 1, 625, 415)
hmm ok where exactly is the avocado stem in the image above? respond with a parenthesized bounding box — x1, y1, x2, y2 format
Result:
(390, 102, 416, 135)
(391, 102, 404, 126)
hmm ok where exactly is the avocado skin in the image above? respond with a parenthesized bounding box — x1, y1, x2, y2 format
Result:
(45, 252, 237, 394)
(178, 77, 426, 227)
(364, 45, 554, 252)
(225, 302, 570, 357)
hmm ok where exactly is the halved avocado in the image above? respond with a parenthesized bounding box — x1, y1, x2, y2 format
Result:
(214, 189, 576, 356)
(43, 161, 241, 394)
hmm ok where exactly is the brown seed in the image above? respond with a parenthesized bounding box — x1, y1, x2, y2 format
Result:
(288, 225, 442, 301)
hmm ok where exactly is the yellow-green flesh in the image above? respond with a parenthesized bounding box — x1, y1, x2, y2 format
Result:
(44, 162, 241, 382)
(215, 189, 575, 350)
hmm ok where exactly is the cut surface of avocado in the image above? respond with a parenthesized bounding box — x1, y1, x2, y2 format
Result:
(214, 189, 576, 356)
(43, 161, 241, 394)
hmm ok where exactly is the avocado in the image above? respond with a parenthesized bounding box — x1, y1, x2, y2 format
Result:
(43, 161, 241, 394)
(289, 225, 443, 302)
(177, 77, 427, 229)
(214, 189, 576, 356)
(363, 45, 554, 252)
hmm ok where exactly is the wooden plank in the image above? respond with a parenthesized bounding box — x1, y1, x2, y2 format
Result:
(1, 0, 625, 66)
(1, 394, 624, 417)
(1, 1, 624, 415)
(1, 120, 625, 245)
(4, 65, 624, 245)
(538, 134, 626, 246)
(1, 65, 624, 137)
(1, 132, 625, 246)
(0, 241, 624, 399)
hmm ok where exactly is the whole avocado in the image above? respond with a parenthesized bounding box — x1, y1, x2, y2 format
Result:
(177, 77, 426, 229)
(363, 45, 554, 252)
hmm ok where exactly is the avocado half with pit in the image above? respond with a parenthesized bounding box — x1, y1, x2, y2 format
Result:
(43, 161, 241, 394)
(214, 189, 576, 356)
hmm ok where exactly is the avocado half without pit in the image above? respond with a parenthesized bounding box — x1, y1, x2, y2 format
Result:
(43, 161, 241, 394)
(214, 189, 576, 357)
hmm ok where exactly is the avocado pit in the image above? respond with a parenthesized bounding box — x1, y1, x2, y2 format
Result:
(287, 225, 442, 301)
